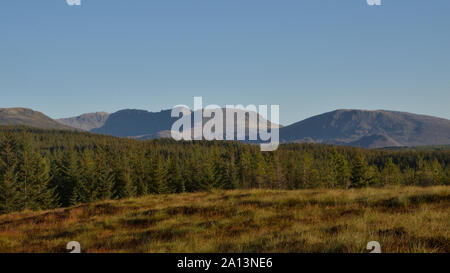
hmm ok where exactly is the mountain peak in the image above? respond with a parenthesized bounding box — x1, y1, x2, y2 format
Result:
(280, 109, 450, 148)
(0, 107, 74, 130)
(58, 112, 110, 131)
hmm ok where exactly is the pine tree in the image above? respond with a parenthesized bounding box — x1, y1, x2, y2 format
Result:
(113, 162, 137, 199)
(33, 157, 58, 210)
(167, 155, 185, 193)
(251, 152, 266, 189)
(94, 148, 114, 200)
(350, 153, 368, 188)
(214, 152, 237, 190)
(72, 150, 96, 204)
(365, 165, 381, 187)
(381, 158, 402, 186)
(430, 159, 444, 185)
(130, 149, 148, 196)
(331, 151, 351, 189)
(200, 158, 215, 191)
(16, 136, 57, 210)
(184, 156, 201, 192)
(0, 134, 22, 213)
(238, 148, 252, 189)
(0, 164, 22, 214)
(298, 152, 316, 189)
(403, 167, 416, 186)
(149, 154, 168, 194)
(56, 150, 80, 206)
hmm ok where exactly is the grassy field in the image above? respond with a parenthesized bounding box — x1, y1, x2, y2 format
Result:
(0, 186, 448, 253)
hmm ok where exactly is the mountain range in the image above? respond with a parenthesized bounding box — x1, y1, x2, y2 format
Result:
(57, 112, 110, 131)
(1, 107, 449, 149)
(0, 108, 73, 131)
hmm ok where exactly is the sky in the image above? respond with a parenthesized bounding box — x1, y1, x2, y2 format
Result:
(1, 0, 449, 125)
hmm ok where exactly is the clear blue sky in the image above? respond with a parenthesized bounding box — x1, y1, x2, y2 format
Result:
(1, 0, 449, 125)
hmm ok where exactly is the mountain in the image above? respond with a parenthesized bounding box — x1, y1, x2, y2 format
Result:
(280, 109, 450, 148)
(91, 108, 281, 139)
(58, 112, 110, 131)
(91, 109, 177, 137)
(5, 107, 450, 149)
(0, 108, 74, 130)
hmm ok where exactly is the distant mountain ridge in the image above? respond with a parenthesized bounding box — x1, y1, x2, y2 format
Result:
(58, 112, 110, 131)
(0, 108, 74, 130)
(91, 109, 175, 137)
(279, 109, 450, 148)
(91, 108, 281, 139)
(2, 107, 450, 149)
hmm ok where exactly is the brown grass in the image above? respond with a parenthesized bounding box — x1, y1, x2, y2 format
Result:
(0, 186, 448, 253)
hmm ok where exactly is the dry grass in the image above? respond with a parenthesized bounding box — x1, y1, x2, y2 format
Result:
(0, 186, 448, 253)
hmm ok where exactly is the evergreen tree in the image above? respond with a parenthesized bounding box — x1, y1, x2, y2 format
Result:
(56, 150, 80, 206)
(381, 158, 402, 186)
(331, 151, 351, 189)
(238, 148, 252, 189)
(94, 148, 115, 200)
(200, 158, 215, 191)
(130, 149, 148, 196)
(0, 134, 22, 213)
(298, 152, 316, 189)
(184, 156, 201, 192)
(251, 152, 266, 189)
(430, 159, 444, 185)
(72, 150, 96, 204)
(113, 162, 137, 199)
(33, 157, 58, 210)
(16, 136, 57, 210)
(0, 164, 22, 213)
(350, 153, 368, 188)
(167, 155, 185, 193)
(149, 154, 168, 194)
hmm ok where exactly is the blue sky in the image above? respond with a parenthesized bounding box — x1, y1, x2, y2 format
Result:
(1, 0, 449, 125)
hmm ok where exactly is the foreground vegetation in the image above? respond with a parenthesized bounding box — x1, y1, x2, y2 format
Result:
(1, 126, 449, 215)
(0, 186, 448, 253)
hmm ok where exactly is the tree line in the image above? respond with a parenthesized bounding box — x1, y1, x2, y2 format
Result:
(0, 126, 449, 214)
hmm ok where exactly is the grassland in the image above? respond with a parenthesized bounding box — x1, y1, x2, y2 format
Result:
(0, 186, 448, 253)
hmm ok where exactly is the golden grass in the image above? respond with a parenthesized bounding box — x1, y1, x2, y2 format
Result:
(0, 186, 448, 253)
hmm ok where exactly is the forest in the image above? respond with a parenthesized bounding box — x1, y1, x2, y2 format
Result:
(0, 126, 449, 214)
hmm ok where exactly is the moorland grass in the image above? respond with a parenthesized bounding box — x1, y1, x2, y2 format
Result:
(0, 186, 448, 253)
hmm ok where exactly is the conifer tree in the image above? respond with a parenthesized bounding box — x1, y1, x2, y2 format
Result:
(298, 152, 316, 189)
(251, 152, 266, 188)
(72, 150, 96, 204)
(350, 153, 368, 188)
(16, 136, 57, 210)
(57, 150, 80, 206)
(130, 149, 148, 196)
(94, 148, 115, 200)
(381, 158, 402, 186)
(113, 163, 137, 199)
(149, 154, 168, 194)
(167, 155, 185, 193)
(238, 148, 252, 189)
(0, 164, 22, 213)
(200, 158, 215, 191)
(430, 159, 444, 185)
(0, 134, 22, 213)
(331, 151, 351, 189)
(184, 156, 202, 192)
(33, 157, 58, 210)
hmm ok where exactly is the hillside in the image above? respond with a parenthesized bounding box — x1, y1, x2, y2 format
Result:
(3, 107, 450, 149)
(0, 108, 74, 130)
(57, 112, 110, 131)
(91, 108, 281, 139)
(280, 109, 450, 148)
(0, 186, 448, 253)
